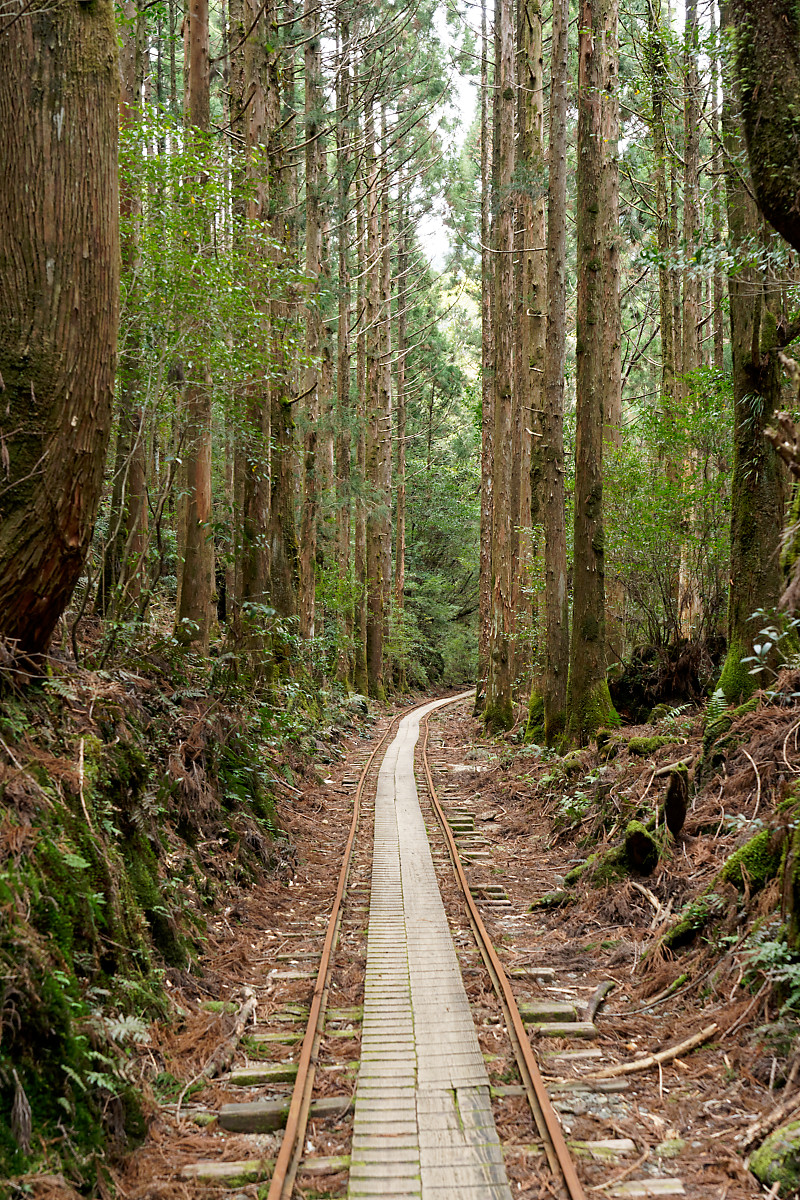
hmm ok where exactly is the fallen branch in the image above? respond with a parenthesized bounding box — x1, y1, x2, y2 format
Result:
(630, 881, 665, 928)
(742, 1087, 800, 1151)
(580, 1023, 718, 1081)
(583, 980, 615, 1024)
(654, 755, 693, 778)
(176, 990, 257, 1122)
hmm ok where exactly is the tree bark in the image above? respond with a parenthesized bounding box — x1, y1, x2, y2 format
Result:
(365, 101, 386, 700)
(335, 18, 353, 683)
(484, 0, 516, 734)
(0, 0, 119, 656)
(727, 0, 800, 258)
(266, 1, 299, 628)
(240, 0, 272, 615)
(394, 172, 408, 685)
(565, 0, 621, 744)
(96, 0, 148, 619)
(476, 0, 494, 715)
(717, 22, 785, 701)
(353, 133, 369, 695)
(176, 0, 215, 651)
(540, 0, 570, 743)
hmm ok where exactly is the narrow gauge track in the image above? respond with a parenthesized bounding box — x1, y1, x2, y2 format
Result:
(180, 695, 594, 1199)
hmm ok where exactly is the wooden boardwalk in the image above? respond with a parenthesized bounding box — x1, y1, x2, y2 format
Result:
(349, 699, 512, 1199)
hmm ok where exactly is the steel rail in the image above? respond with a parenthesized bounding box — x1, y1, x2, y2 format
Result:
(266, 701, 414, 1200)
(420, 697, 587, 1200)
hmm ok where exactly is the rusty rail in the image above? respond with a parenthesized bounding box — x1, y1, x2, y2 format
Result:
(266, 702, 410, 1200)
(421, 697, 587, 1200)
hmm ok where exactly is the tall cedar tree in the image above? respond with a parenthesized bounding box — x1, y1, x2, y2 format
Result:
(0, 0, 119, 655)
(565, 0, 621, 743)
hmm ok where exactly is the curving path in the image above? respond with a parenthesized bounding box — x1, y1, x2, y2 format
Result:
(348, 696, 512, 1199)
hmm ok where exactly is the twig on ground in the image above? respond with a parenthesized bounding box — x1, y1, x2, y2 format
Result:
(740, 748, 761, 819)
(578, 1023, 718, 1081)
(175, 989, 257, 1122)
(583, 980, 615, 1023)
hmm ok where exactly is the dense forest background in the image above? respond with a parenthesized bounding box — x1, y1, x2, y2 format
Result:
(6, 0, 800, 1187)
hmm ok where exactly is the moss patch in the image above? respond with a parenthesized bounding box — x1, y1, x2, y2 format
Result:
(719, 829, 782, 891)
(750, 1119, 800, 1194)
(627, 735, 676, 756)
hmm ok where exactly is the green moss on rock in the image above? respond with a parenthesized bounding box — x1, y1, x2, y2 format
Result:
(750, 1119, 800, 1194)
(526, 692, 545, 744)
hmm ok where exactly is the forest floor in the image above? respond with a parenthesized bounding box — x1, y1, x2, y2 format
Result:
(13, 674, 800, 1200)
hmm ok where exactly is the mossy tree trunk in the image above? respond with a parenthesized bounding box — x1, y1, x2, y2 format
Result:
(484, 0, 516, 734)
(0, 0, 119, 656)
(565, 0, 620, 745)
(541, 0, 570, 744)
(727, 0, 800, 258)
(717, 31, 785, 701)
(176, 0, 215, 652)
(475, 0, 494, 715)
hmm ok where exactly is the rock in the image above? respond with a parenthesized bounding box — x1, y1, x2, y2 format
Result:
(663, 765, 688, 836)
(346, 694, 369, 715)
(749, 1119, 800, 1194)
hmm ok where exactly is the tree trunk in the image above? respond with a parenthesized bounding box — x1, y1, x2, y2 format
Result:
(645, 0, 679, 642)
(476, 0, 494, 714)
(601, 0, 623, 664)
(335, 18, 353, 684)
(394, 172, 408, 688)
(176, 0, 215, 651)
(298, 0, 323, 641)
(514, 0, 545, 699)
(717, 28, 785, 701)
(365, 102, 386, 700)
(240, 0, 271, 615)
(0, 0, 119, 656)
(379, 107, 393, 666)
(353, 138, 369, 695)
(565, 0, 621, 744)
(96, 0, 148, 619)
(266, 2, 299, 628)
(727, 0, 800, 258)
(484, 0, 516, 734)
(677, 0, 703, 639)
(540, 0, 570, 743)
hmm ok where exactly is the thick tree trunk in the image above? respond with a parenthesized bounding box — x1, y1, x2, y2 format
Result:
(565, 0, 620, 744)
(484, 0, 516, 734)
(717, 36, 785, 701)
(540, 0, 570, 743)
(514, 0, 545, 698)
(0, 0, 119, 655)
(96, 0, 148, 619)
(476, 0, 494, 714)
(601, 0, 623, 663)
(727, 0, 800, 258)
(176, 0, 215, 651)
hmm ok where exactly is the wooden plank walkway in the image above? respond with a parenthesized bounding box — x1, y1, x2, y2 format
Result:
(349, 699, 512, 1199)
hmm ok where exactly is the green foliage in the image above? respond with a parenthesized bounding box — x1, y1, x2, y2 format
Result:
(605, 368, 733, 646)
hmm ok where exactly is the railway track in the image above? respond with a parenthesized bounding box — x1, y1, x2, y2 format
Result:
(176, 694, 682, 1198)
